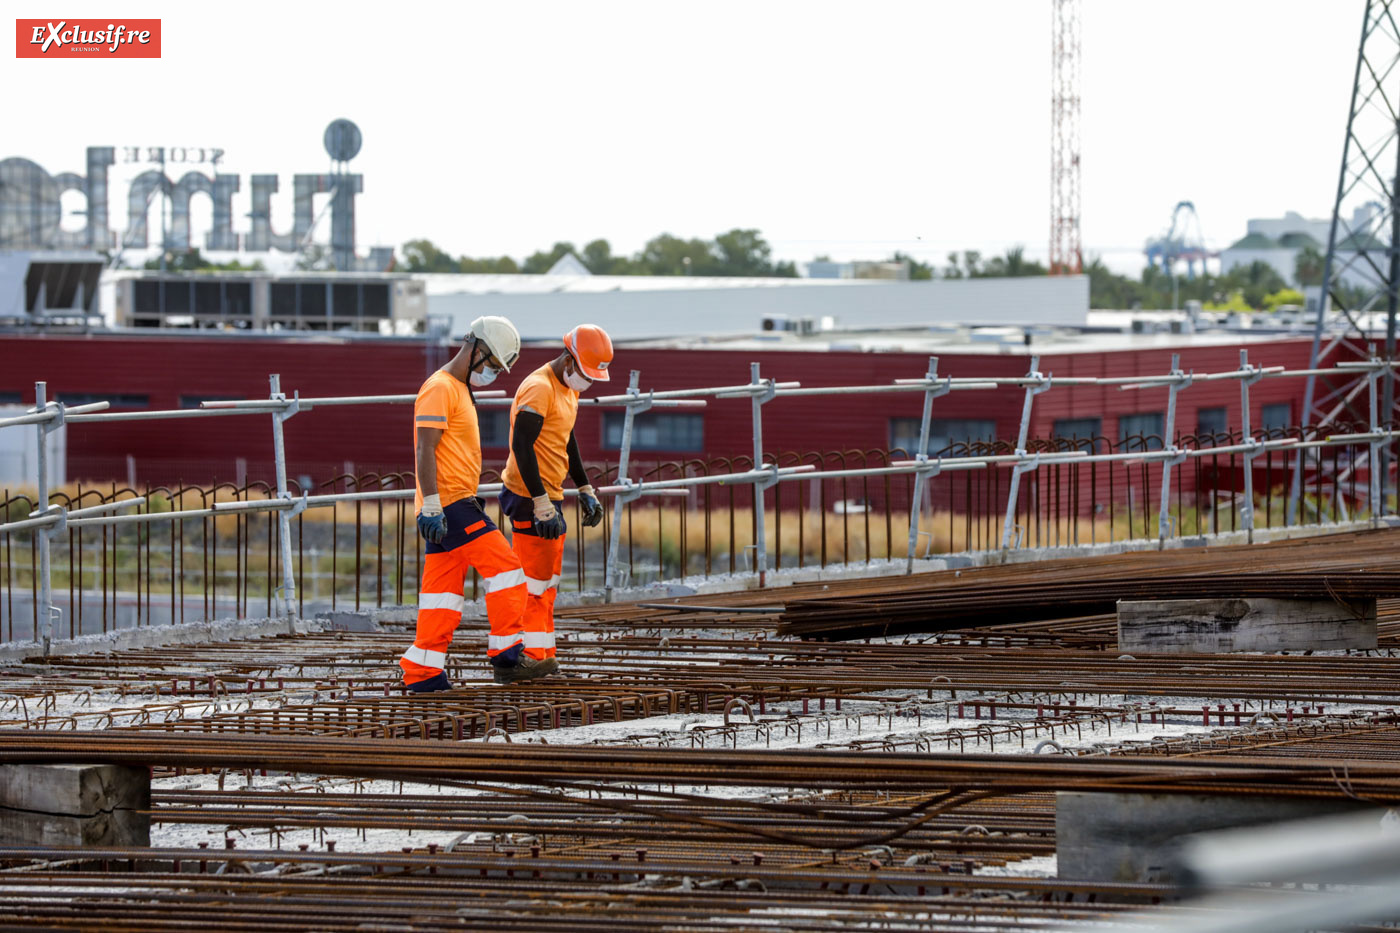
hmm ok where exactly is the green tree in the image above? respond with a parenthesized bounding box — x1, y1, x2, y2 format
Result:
(977, 246, 1046, 278)
(1263, 287, 1306, 311)
(399, 239, 459, 273)
(1294, 245, 1325, 286)
(942, 253, 964, 279)
(713, 228, 774, 276)
(521, 241, 578, 274)
(638, 233, 716, 276)
(1084, 255, 1146, 309)
(889, 251, 934, 280)
(294, 245, 333, 271)
(962, 250, 982, 277)
(581, 238, 634, 275)
(459, 255, 519, 273)
(1204, 291, 1253, 312)
(1221, 260, 1287, 310)
(144, 248, 264, 272)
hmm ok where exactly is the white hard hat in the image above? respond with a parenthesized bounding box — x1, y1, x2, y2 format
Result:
(469, 315, 521, 373)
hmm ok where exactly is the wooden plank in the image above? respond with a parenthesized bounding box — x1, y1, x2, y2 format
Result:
(1117, 597, 1377, 654)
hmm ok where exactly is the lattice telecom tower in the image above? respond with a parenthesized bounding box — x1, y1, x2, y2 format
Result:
(1291, 0, 1400, 522)
(1050, 0, 1082, 275)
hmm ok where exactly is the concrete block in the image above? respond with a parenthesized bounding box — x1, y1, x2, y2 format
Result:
(315, 610, 381, 633)
(0, 764, 150, 846)
(1118, 597, 1377, 654)
(1057, 791, 1362, 885)
(0, 808, 149, 846)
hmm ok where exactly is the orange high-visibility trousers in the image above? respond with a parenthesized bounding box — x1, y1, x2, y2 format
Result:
(499, 490, 563, 660)
(400, 497, 526, 685)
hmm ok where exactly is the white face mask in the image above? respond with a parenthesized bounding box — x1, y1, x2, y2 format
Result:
(563, 365, 592, 393)
(470, 366, 499, 387)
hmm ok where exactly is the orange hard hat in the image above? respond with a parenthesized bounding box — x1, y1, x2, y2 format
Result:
(563, 324, 613, 381)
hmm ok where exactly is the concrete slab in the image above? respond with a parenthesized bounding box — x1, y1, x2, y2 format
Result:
(1057, 791, 1363, 885)
(1118, 597, 1378, 654)
(0, 616, 329, 663)
(314, 611, 382, 633)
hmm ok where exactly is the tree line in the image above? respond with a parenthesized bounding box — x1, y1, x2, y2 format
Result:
(135, 229, 1333, 314)
(1084, 246, 1331, 313)
(399, 229, 798, 278)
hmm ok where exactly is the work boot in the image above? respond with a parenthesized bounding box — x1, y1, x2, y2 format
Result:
(405, 672, 452, 693)
(492, 656, 552, 686)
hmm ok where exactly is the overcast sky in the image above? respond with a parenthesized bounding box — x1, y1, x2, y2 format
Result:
(1, 1, 1365, 274)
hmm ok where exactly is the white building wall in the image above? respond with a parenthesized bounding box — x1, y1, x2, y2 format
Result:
(0, 408, 65, 488)
(427, 275, 1091, 341)
(1247, 212, 1330, 242)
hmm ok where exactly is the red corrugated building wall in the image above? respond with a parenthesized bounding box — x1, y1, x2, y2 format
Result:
(0, 333, 1350, 506)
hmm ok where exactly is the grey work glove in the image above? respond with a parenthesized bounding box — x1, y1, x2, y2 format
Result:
(578, 484, 604, 528)
(417, 494, 447, 544)
(532, 494, 566, 540)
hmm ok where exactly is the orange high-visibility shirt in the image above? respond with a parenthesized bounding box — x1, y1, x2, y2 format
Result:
(502, 363, 579, 501)
(413, 370, 482, 512)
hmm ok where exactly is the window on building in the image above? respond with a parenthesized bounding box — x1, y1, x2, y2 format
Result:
(0, 392, 24, 405)
(1261, 402, 1292, 433)
(1052, 417, 1103, 451)
(478, 410, 510, 448)
(889, 417, 996, 456)
(56, 393, 148, 409)
(1197, 406, 1228, 437)
(179, 395, 242, 410)
(602, 412, 704, 452)
(1119, 412, 1165, 450)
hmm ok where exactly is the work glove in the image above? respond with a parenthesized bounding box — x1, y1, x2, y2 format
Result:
(532, 494, 566, 540)
(578, 485, 604, 528)
(417, 494, 447, 544)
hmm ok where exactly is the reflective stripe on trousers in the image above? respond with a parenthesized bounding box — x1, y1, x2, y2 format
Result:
(525, 574, 561, 596)
(400, 508, 526, 685)
(510, 530, 564, 660)
(401, 645, 447, 668)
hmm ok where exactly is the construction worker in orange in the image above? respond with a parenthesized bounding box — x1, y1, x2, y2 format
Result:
(400, 316, 548, 691)
(499, 324, 613, 670)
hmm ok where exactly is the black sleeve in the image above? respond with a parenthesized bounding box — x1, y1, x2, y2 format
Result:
(511, 411, 548, 498)
(567, 430, 589, 489)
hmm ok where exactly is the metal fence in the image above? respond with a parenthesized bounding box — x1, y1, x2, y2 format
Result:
(2, 351, 1398, 649)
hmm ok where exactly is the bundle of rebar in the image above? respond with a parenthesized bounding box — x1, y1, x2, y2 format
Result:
(777, 528, 1400, 639)
(6, 731, 1400, 802)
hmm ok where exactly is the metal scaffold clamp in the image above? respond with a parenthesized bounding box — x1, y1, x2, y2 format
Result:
(273, 391, 301, 423)
(282, 491, 310, 518)
(1027, 369, 1053, 397)
(25, 503, 67, 536)
(1011, 451, 1041, 477)
(612, 477, 644, 507)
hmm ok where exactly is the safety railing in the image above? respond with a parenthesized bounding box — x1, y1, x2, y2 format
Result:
(2, 351, 1398, 650)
